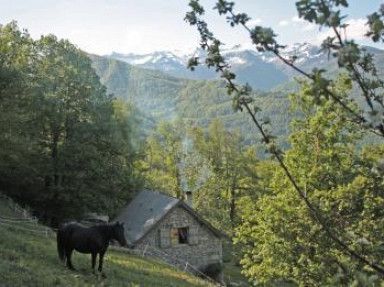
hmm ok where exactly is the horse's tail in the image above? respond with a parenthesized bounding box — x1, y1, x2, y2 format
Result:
(57, 228, 66, 262)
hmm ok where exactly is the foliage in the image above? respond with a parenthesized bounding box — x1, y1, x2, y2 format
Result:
(190, 120, 260, 232)
(142, 119, 261, 234)
(184, 0, 384, 283)
(0, 22, 143, 225)
(236, 79, 384, 285)
(142, 121, 186, 198)
(91, 54, 294, 151)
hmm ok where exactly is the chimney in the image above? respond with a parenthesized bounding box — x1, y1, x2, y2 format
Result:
(185, 190, 193, 207)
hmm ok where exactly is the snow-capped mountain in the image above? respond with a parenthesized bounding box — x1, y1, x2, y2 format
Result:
(109, 49, 218, 81)
(111, 51, 187, 71)
(107, 43, 383, 91)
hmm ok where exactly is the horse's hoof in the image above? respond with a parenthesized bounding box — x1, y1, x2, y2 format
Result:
(101, 273, 107, 279)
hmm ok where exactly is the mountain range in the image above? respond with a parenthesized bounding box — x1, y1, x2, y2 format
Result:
(106, 43, 384, 91)
(90, 51, 292, 147)
(90, 43, 384, 149)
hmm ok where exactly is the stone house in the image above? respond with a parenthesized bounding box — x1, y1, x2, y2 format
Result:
(114, 189, 224, 278)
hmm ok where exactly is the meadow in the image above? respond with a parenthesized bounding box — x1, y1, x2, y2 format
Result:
(0, 197, 213, 287)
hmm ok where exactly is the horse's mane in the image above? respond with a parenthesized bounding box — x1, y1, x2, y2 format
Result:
(91, 223, 119, 238)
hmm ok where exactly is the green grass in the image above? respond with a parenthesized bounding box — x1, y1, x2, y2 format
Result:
(0, 198, 213, 287)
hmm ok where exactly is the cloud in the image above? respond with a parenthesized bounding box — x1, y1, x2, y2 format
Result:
(302, 23, 316, 31)
(247, 18, 262, 26)
(312, 18, 368, 45)
(291, 15, 303, 23)
(278, 15, 315, 31)
(291, 16, 316, 31)
(344, 18, 368, 40)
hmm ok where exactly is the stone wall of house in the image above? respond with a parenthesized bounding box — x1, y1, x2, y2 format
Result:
(134, 206, 222, 271)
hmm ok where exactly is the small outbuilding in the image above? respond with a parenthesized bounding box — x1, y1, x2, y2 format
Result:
(114, 189, 224, 279)
(81, 212, 109, 226)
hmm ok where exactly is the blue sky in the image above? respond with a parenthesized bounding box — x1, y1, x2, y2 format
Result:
(0, 0, 383, 55)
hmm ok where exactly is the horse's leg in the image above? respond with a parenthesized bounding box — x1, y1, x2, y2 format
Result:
(66, 248, 76, 271)
(98, 250, 107, 278)
(91, 252, 97, 275)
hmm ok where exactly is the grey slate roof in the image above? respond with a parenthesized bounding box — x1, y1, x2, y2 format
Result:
(114, 189, 224, 245)
(114, 189, 179, 244)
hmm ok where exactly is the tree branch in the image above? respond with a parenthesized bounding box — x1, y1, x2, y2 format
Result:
(185, 0, 384, 276)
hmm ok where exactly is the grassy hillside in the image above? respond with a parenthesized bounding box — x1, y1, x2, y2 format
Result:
(0, 196, 213, 287)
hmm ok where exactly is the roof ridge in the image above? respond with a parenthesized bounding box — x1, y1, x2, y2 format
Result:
(114, 189, 226, 245)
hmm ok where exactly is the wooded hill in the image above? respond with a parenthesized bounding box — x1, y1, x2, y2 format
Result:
(90, 45, 384, 149)
(89, 54, 292, 147)
(0, 22, 142, 226)
(107, 44, 384, 91)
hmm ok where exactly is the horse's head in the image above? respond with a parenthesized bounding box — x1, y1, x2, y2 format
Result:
(113, 221, 127, 247)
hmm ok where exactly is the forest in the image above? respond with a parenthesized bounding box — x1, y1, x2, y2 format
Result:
(2, 0, 384, 286)
(0, 22, 142, 226)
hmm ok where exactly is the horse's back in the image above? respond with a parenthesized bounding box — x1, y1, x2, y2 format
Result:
(61, 221, 87, 231)
(59, 222, 104, 253)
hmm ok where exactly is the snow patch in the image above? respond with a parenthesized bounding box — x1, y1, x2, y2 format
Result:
(130, 55, 154, 65)
(228, 56, 246, 65)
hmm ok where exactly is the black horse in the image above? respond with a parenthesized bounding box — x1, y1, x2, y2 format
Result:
(57, 221, 127, 275)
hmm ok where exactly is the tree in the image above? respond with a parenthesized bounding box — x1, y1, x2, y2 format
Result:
(143, 121, 185, 198)
(142, 119, 260, 233)
(0, 22, 143, 225)
(190, 120, 259, 232)
(237, 78, 384, 285)
(185, 0, 384, 281)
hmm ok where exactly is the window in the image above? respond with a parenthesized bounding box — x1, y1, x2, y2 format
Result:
(170, 227, 189, 244)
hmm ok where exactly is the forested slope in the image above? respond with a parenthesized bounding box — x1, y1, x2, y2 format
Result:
(90, 54, 293, 146)
(91, 46, 384, 149)
(0, 22, 142, 226)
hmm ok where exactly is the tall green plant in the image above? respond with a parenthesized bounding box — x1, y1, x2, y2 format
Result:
(0, 22, 142, 225)
(236, 78, 384, 285)
(185, 0, 384, 279)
